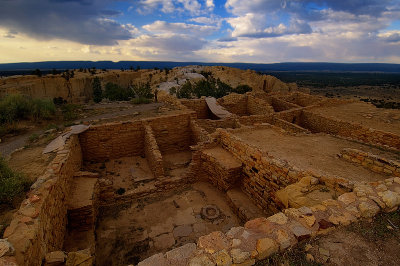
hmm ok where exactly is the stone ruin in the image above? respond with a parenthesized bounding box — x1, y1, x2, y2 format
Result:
(1, 89, 400, 266)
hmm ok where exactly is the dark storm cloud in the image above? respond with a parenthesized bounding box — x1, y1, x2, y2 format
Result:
(0, 0, 132, 45)
(228, 0, 397, 18)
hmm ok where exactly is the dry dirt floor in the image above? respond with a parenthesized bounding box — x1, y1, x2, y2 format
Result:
(95, 182, 241, 266)
(310, 102, 400, 135)
(84, 156, 155, 191)
(234, 127, 400, 182)
(258, 209, 400, 266)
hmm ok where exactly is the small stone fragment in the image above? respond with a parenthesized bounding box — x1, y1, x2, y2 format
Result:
(266, 213, 288, 225)
(0, 239, 15, 257)
(213, 249, 232, 266)
(45, 251, 66, 265)
(359, 201, 380, 218)
(188, 254, 214, 266)
(198, 231, 230, 254)
(256, 238, 278, 260)
(306, 253, 314, 262)
(138, 253, 166, 266)
(231, 249, 250, 264)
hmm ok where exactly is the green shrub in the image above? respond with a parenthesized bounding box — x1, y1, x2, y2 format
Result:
(131, 97, 152, 105)
(132, 82, 153, 99)
(0, 94, 31, 123)
(92, 77, 103, 103)
(61, 104, 80, 121)
(233, 84, 252, 94)
(28, 133, 39, 143)
(0, 157, 31, 205)
(169, 87, 177, 95)
(104, 82, 134, 101)
(30, 99, 56, 121)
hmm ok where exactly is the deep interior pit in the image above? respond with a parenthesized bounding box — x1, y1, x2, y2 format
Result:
(95, 182, 240, 266)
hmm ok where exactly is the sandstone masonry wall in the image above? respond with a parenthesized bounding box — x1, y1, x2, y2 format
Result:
(147, 113, 195, 154)
(218, 94, 248, 116)
(0, 136, 82, 265)
(144, 124, 165, 178)
(180, 98, 210, 119)
(340, 148, 400, 177)
(301, 111, 400, 150)
(79, 120, 145, 161)
(247, 95, 274, 115)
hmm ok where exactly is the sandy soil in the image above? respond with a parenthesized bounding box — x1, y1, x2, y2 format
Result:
(95, 182, 240, 265)
(234, 128, 399, 182)
(163, 151, 192, 178)
(311, 102, 400, 135)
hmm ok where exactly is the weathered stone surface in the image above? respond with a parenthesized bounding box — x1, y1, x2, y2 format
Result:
(338, 192, 357, 205)
(0, 240, 14, 257)
(359, 201, 380, 218)
(289, 224, 312, 241)
(173, 225, 193, 238)
(66, 249, 93, 266)
(266, 213, 288, 225)
(153, 233, 176, 250)
(380, 191, 400, 209)
(166, 243, 197, 266)
(198, 231, 230, 254)
(188, 254, 214, 266)
(255, 238, 278, 260)
(274, 229, 294, 251)
(231, 249, 250, 264)
(244, 218, 273, 234)
(138, 253, 166, 266)
(213, 249, 232, 266)
(45, 251, 66, 265)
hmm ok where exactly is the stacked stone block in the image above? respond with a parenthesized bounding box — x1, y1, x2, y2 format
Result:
(341, 148, 400, 177)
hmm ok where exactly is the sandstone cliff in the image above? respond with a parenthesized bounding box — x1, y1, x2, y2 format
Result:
(0, 66, 297, 103)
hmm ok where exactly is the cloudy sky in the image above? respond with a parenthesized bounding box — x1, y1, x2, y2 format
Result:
(0, 0, 399, 63)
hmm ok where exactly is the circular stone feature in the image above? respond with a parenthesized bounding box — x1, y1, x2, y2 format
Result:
(201, 205, 221, 221)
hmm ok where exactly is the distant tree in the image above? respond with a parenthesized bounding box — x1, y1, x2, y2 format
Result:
(121, 68, 125, 72)
(52, 68, 59, 75)
(32, 69, 42, 77)
(135, 65, 141, 71)
(130, 66, 134, 71)
(92, 77, 102, 103)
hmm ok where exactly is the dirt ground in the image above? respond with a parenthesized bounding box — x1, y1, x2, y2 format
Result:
(234, 128, 399, 182)
(311, 102, 400, 135)
(310, 85, 400, 102)
(95, 182, 240, 265)
(85, 156, 155, 191)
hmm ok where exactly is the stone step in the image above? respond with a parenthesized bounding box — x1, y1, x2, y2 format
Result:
(67, 176, 98, 231)
(226, 188, 267, 223)
(202, 147, 242, 171)
(201, 147, 243, 191)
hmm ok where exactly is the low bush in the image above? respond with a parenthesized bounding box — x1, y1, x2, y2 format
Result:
(0, 157, 31, 205)
(175, 77, 252, 99)
(61, 104, 81, 121)
(131, 97, 152, 105)
(0, 94, 56, 123)
(104, 82, 134, 101)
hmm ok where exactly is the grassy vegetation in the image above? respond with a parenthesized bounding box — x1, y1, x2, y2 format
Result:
(348, 209, 400, 241)
(256, 246, 321, 266)
(0, 157, 31, 206)
(0, 94, 57, 137)
(131, 97, 152, 105)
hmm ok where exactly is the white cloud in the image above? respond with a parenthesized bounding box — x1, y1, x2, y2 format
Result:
(143, 20, 218, 36)
(206, 0, 214, 10)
